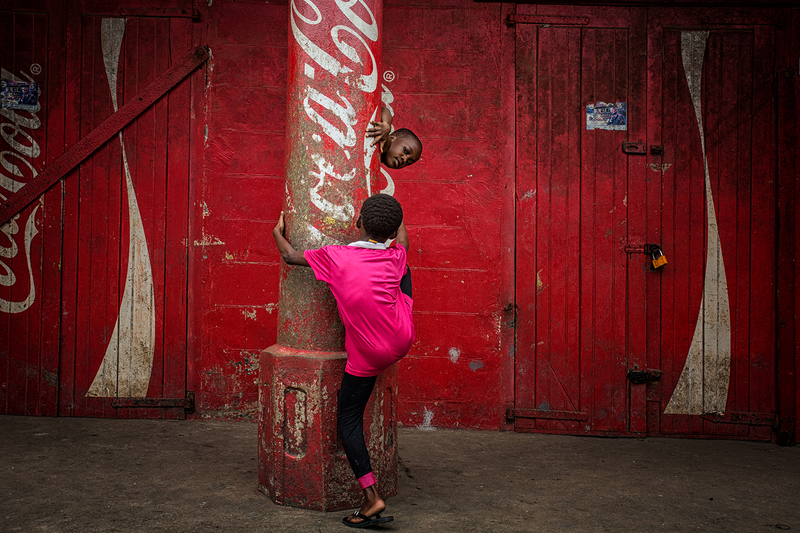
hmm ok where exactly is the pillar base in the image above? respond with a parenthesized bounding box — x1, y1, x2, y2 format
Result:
(258, 344, 397, 511)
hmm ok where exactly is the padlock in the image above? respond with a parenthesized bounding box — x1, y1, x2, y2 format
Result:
(650, 245, 668, 270)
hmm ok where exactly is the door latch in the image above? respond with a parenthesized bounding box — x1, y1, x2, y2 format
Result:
(624, 243, 668, 271)
(622, 140, 647, 154)
(626, 369, 662, 384)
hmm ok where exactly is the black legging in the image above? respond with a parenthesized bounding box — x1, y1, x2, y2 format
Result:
(338, 371, 378, 482)
(399, 265, 412, 299)
(337, 267, 411, 486)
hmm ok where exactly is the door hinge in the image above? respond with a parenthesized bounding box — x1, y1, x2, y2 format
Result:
(626, 369, 662, 384)
(700, 411, 777, 428)
(111, 391, 195, 413)
(506, 14, 589, 27)
(506, 408, 588, 422)
(82, 7, 201, 19)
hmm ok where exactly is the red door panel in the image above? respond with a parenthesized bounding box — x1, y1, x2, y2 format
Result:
(0, 6, 65, 416)
(514, 7, 647, 436)
(645, 10, 780, 440)
(57, 14, 194, 418)
(1, 3, 197, 419)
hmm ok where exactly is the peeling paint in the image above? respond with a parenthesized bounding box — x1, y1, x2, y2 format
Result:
(648, 163, 673, 172)
(448, 347, 460, 363)
(419, 407, 435, 430)
(87, 18, 155, 399)
(194, 230, 224, 246)
(665, 31, 731, 416)
(469, 360, 484, 372)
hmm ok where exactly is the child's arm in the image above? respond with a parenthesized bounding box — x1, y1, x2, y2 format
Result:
(366, 107, 393, 149)
(273, 211, 310, 267)
(395, 220, 409, 252)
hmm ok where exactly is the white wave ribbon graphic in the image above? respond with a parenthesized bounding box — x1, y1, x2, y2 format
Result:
(87, 18, 156, 398)
(664, 31, 731, 416)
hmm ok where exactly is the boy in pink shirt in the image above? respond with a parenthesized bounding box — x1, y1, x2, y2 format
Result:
(273, 194, 414, 528)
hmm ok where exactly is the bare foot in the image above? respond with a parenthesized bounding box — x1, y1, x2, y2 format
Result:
(344, 485, 386, 525)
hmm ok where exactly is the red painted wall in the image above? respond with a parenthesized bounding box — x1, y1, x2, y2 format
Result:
(196, 1, 289, 420)
(197, 0, 514, 429)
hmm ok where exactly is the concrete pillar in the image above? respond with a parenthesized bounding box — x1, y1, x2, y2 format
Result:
(258, 0, 396, 511)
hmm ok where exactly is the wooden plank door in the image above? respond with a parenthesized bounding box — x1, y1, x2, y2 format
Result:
(0, 2, 67, 416)
(58, 9, 196, 418)
(514, 6, 647, 436)
(644, 9, 782, 440)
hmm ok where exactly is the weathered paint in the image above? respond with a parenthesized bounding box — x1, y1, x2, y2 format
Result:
(87, 18, 157, 399)
(664, 31, 731, 416)
(258, 0, 397, 510)
(258, 346, 397, 511)
(277, 0, 382, 350)
(646, 10, 783, 440)
(1, 7, 66, 417)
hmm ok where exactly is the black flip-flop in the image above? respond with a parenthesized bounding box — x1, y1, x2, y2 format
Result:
(342, 510, 394, 528)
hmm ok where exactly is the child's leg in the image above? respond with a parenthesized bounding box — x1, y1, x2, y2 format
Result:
(338, 371, 378, 487)
(400, 266, 412, 298)
(338, 371, 387, 524)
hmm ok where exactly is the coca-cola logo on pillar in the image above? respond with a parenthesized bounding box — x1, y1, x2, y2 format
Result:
(289, 0, 381, 241)
(0, 69, 42, 314)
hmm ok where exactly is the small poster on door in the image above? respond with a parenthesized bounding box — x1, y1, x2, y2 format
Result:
(586, 102, 626, 131)
(0, 81, 39, 111)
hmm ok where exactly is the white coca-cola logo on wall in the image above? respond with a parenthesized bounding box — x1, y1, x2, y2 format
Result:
(0, 68, 41, 315)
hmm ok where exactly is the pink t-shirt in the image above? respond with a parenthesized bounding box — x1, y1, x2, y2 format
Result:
(304, 244, 415, 377)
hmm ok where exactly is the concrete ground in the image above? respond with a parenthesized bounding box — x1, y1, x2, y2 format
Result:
(0, 416, 798, 533)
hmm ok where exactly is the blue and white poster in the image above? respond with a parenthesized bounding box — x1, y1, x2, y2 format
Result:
(0, 81, 39, 111)
(586, 102, 626, 131)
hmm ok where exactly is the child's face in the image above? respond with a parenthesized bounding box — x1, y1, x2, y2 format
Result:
(381, 136, 421, 169)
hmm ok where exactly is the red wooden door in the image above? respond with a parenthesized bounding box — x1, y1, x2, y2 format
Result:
(0, 3, 66, 416)
(514, 6, 647, 436)
(1, 2, 199, 418)
(644, 9, 783, 440)
(56, 10, 197, 418)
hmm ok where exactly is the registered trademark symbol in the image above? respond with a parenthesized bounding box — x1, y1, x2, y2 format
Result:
(383, 71, 395, 83)
(30, 64, 41, 75)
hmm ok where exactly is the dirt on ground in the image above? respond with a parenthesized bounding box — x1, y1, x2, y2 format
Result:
(1, 415, 798, 532)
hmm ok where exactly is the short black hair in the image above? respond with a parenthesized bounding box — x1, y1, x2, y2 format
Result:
(360, 194, 403, 241)
(394, 128, 422, 156)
